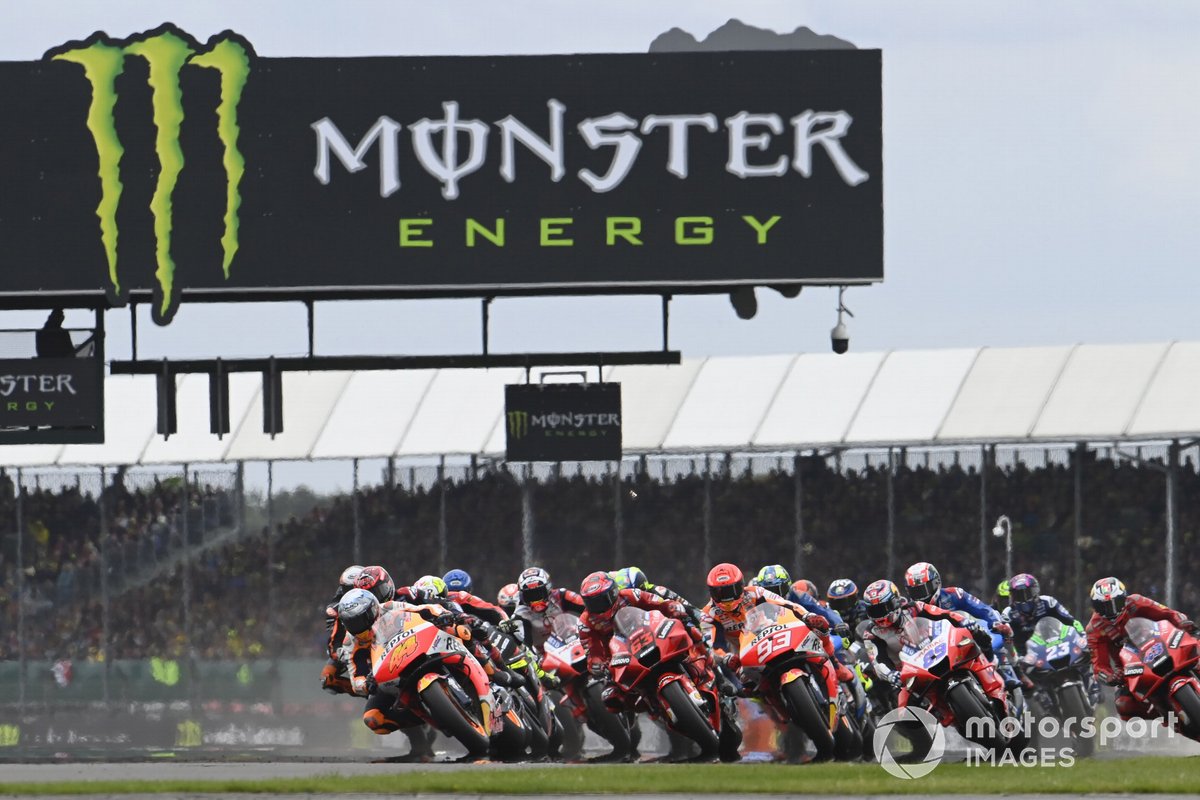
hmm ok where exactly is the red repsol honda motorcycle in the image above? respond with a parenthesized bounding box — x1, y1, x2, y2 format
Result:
(1119, 617, 1200, 740)
(608, 606, 741, 761)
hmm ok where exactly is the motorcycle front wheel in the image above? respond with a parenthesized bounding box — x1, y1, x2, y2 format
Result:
(420, 679, 491, 757)
(782, 680, 836, 761)
(1171, 680, 1200, 740)
(1056, 683, 1093, 758)
(660, 680, 720, 759)
(947, 680, 1000, 750)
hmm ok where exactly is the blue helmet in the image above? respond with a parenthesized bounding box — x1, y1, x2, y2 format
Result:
(826, 578, 859, 616)
(443, 569, 472, 593)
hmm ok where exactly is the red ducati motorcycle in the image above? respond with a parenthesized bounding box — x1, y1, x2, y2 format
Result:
(1119, 617, 1200, 740)
(609, 607, 741, 760)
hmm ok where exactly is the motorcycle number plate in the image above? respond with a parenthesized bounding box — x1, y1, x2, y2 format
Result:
(1145, 642, 1166, 662)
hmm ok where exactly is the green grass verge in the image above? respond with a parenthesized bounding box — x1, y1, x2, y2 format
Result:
(0, 756, 1197, 795)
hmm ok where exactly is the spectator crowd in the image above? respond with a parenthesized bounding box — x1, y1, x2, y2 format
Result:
(2, 449, 1198, 665)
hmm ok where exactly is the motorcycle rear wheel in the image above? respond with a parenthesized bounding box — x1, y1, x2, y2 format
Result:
(661, 680, 720, 759)
(583, 681, 632, 759)
(420, 679, 490, 757)
(783, 680, 836, 761)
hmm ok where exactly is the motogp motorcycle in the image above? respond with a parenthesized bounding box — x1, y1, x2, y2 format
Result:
(738, 603, 864, 761)
(1021, 617, 1094, 756)
(1120, 617, 1200, 741)
(609, 606, 741, 761)
(895, 615, 1027, 753)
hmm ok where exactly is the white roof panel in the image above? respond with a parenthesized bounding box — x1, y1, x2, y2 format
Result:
(141, 373, 260, 464)
(754, 352, 885, 448)
(845, 349, 979, 444)
(0, 443, 65, 468)
(606, 359, 704, 452)
(59, 376, 158, 465)
(1123, 342, 1200, 438)
(1032, 343, 1170, 440)
(399, 368, 522, 456)
(224, 372, 351, 461)
(937, 346, 1073, 441)
(662, 355, 795, 450)
(312, 371, 437, 459)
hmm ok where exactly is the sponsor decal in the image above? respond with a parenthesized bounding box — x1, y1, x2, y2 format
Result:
(49, 24, 251, 321)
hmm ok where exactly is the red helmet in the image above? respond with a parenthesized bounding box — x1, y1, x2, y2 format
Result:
(580, 571, 620, 619)
(707, 563, 744, 611)
(497, 583, 519, 613)
(792, 579, 819, 598)
(355, 566, 395, 604)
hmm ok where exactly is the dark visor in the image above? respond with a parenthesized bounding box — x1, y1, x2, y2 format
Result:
(709, 581, 742, 603)
(866, 602, 893, 620)
(583, 590, 615, 615)
(522, 585, 549, 604)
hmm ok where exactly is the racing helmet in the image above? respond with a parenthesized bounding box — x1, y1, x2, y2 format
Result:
(580, 571, 620, 620)
(1009, 573, 1041, 613)
(338, 588, 380, 637)
(497, 583, 519, 614)
(518, 567, 553, 612)
(903, 562, 942, 603)
(339, 565, 366, 588)
(706, 563, 744, 611)
(863, 579, 905, 628)
(443, 569, 472, 593)
(611, 566, 650, 591)
(826, 578, 860, 616)
(792, 579, 819, 599)
(414, 575, 447, 599)
(355, 566, 395, 603)
(753, 564, 791, 597)
(1090, 577, 1127, 619)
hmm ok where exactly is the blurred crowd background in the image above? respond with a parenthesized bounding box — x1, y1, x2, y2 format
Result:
(2, 447, 1197, 666)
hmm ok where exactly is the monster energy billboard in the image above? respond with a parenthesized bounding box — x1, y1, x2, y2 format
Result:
(506, 383, 622, 462)
(1, 24, 882, 324)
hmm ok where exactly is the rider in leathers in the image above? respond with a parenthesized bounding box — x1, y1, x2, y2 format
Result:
(1003, 572, 1099, 704)
(1086, 576, 1198, 721)
(610, 566, 704, 625)
(512, 567, 587, 649)
(859, 579, 1007, 714)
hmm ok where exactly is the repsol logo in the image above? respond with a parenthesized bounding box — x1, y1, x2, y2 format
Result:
(48, 24, 251, 323)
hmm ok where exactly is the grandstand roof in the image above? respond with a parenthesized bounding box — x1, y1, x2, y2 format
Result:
(2, 342, 1196, 466)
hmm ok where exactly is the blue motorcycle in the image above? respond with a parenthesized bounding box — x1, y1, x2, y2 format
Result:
(1020, 617, 1095, 757)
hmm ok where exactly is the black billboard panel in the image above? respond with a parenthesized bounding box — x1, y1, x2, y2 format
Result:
(505, 383, 622, 462)
(1, 25, 882, 323)
(0, 358, 102, 429)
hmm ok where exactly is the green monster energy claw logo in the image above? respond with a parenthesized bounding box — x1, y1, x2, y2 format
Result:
(48, 24, 251, 322)
(507, 410, 529, 439)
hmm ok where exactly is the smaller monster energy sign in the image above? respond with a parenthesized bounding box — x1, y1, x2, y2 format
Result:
(0, 359, 102, 428)
(505, 383, 621, 462)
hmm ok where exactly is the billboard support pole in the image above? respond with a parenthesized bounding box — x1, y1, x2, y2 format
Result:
(613, 461, 624, 566)
(352, 459, 361, 564)
(886, 448, 896, 580)
(793, 452, 804, 576)
(266, 460, 276, 650)
(15, 468, 24, 709)
(979, 444, 988, 594)
(661, 295, 671, 351)
(1073, 444, 1085, 616)
(702, 454, 712, 570)
(181, 462, 194, 701)
(521, 464, 534, 568)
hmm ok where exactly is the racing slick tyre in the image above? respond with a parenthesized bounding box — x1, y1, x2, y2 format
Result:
(718, 704, 743, 762)
(491, 705, 532, 761)
(1172, 681, 1200, 740)
(948, 680, 1000, 750)
(661, 680, 720, 759)
(1057, 684, 1093, 758)
(420, 679, 491, 757)
(584, 682, 632, 760)
(783, 680, 835, 761)
(860, 715, 878, 762)
(833, 714, 863, 761)
(552, 699, 584, 761)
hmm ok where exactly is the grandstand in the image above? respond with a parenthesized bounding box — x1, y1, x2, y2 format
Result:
(3, 341, 1199, 707)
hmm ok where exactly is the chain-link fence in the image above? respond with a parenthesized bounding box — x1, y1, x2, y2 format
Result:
(2, 441, 1197, 709)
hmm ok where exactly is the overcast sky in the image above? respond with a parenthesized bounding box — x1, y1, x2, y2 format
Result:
(4, 1, 1199, 489)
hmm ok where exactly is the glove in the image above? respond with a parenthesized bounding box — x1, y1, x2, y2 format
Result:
(666, 601, 687, 619)
(541, 671, 563, 691)
(1100, 671, 1122, 687)
(1180, 618, 1198, 634)
(805, 613, 830, 634)
(454, 624, 473, 641)
(886, 671, 902, 691)
(993, 621, 1013, 637)
(721, 652, 741, 672)
(588, 659, 608, 679)
(488, 668, 512, 688)
(832, 623, 851, 639)
(351, 675, 376, 697)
